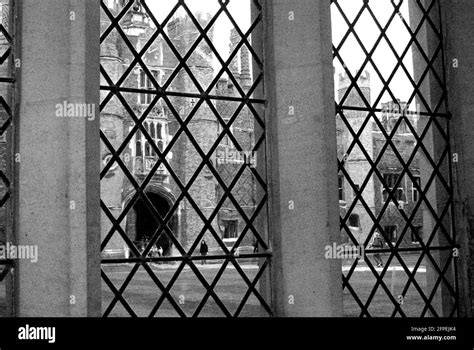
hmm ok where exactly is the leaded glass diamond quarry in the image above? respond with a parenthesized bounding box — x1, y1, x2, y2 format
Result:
(100, 0, 270, 317)
(332, 0, 458, 317)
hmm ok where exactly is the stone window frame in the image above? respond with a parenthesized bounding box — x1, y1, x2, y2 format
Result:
(348, 214, 360, 228)
(381, 172, 404, 203)
(137, 68, 163, 105)
(411, 174, 421, 203)
(222, 219, 239, 241)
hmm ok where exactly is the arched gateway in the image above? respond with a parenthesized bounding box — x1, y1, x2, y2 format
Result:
(123, 184, 178, 257)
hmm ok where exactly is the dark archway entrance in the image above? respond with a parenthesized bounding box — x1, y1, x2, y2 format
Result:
(135, 192, 174, 256)
(124, 187, 178, 257)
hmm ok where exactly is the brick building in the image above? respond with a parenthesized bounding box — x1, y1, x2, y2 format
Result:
(100, 1, 257, 257)
(337, 71, 423, 245)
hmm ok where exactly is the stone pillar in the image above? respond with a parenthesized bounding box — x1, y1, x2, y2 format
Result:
(409, 0, 455, 317)
(265, 0, 343, 316)
(15, 0, 101, 316)
(442, 0, 474, 317)
(250, 0, 271, 316)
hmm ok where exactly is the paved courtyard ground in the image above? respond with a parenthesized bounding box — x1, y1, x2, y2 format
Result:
(102, 252, 435, 317)
(102, 263, 266, 317)
(0, 252, 445, 317)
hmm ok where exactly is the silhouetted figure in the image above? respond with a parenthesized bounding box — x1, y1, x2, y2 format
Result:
(371, 231, 384, 267)
(199, 240, 208, 265)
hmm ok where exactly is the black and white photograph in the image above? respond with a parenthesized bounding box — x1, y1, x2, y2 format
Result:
(0, 0, 473, 348)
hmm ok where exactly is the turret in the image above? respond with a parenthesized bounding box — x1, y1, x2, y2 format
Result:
(338, 70, 371, 106)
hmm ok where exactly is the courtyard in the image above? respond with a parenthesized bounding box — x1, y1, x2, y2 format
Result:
(98, 252, 432, 317)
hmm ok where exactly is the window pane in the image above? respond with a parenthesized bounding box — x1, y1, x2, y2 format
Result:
(100, 0, 270, 317)
(333, 0, 457, 317)
(156, 123, 162, 140)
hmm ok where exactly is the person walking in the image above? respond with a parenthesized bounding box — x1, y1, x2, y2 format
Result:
(253, 240, 259, 253)
(199, 240, 208, 265)
(371, 231, 384, 267)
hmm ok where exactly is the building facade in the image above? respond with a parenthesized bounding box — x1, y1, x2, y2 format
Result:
(100, 1, 257, 257)
(337, 71, 423, 246)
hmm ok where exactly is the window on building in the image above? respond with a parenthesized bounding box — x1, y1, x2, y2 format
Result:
(384, 226, 398, 243)
(133, 120, 167, 174)
(142, 120, 165, 157)
(100, 0, 269, 318)
(157, 140, 164, 152)
(223, 220, 238, 240)
(138, 69, 161, 105)
(412, 175, 420, 202)
(135, 129, 142, 157)
(382, 173, 404, 202)
(348, 214, 360, 228)
(411, 226, 423, 244)
(338, 175, 345, 201)
(332, 0, 458, 318)
(156, 123, 162, 140)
